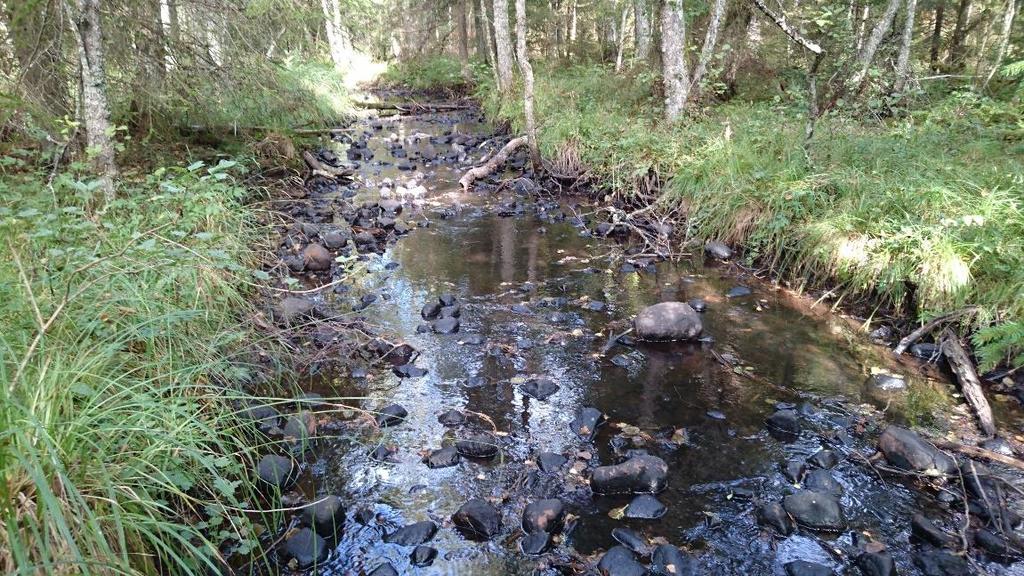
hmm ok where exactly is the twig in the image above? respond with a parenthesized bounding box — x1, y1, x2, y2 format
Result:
(893, 307, 979, 355)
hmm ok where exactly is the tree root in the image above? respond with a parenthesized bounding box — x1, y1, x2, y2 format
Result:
(459, 136, 529, 192)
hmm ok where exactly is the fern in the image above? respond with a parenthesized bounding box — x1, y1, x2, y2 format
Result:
(972, 321, 1024, 371)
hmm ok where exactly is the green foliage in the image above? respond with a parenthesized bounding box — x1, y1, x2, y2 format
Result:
(482, 63, 1024, 370)
(0, 153, 271, 574)
(380, 56, 487, 91)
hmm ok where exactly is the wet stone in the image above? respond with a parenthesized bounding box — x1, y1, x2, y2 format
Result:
(432, 317, 460, 334)
(461, 333, 485, 345)
(452, 498, 502, 540)
(439, 304, 461, 318)
(611, 527, 649, 556)
(521, 377, 560, 400)
(367, 563, 398, 576)
(634, 301, 703, 341)
(784, 560, 836, 576)
(626, 491, 667, 518)
(538, 452, 567, 473)
(804, 469, 843, 497)
(766, 409, 801, 441)
(611, 354, 632, 367)
(782, 459, 807, 483)
(688, 298, 707, 313)
(521, 499, 565, 534)
(878, 426, 956, 475)
(410, 545, 437, 567)
(783, 490, 845, 531)
(466, 375, 487, 387)
(911, 513, 956, 548)
(283, 527, 327, 569)
(439, 293, 458, 307)
(257, 454, 297, 490)
(705, 240, 733, 260)
(520, 531, 551, 555)
(974, 528, 1021, 558)
(423, 446, 460, 469)
(651, 544, 697, 576)
(302, 243, 333, 271)
(275, 296, 315, 324)
(913, 549, 968, 576)
(756, 501, 794, 535)
(980, 436, 1015, 456)
(571, 406, 606, 441)
(383, 520, 437, 546)
(597, 545, 647, 576)
(421, 301, 441, 319)
(243, 402, 281, 434)
(910, 342, 942, 360)
(438, 409, 466, 427)
(369, 444, 398, 463)
(591, 455, 669, 495)
(807, 449, 839, 469)
(706, 410, 727, 421)
(856, 550, 896, 576)
(456, 435, 498, 459)
(376, 404, 408, 427)
(300, 495, 345, 539)
(727, 285, 752, 298)
(392, 364, 427, 378)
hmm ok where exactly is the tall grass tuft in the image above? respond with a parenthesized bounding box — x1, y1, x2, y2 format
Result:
(0, 154, 269, 574)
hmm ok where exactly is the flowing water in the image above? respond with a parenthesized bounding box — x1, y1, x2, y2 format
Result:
(260, 105, 1023, 576)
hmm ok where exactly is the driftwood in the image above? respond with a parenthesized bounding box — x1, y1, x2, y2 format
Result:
(302, 150, 352, 180)
(933, 440, 1024, 472)
(355, 101, 472, 113)
(459, 136, 529, 192)
(893, 307, 978, 355)
(941, 328, 997, 437)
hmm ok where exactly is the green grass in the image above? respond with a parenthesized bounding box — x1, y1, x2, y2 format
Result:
(0, 153, 272, 574)
(473, 62, 1024, 370)
(379, 56, 481, 92)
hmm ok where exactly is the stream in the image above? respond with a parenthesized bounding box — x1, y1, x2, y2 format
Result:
(252, 99, 1024, 576)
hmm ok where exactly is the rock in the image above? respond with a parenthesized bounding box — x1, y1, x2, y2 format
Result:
(766, 409, 801, 441)
(392, 364, 427, 378)
(520, 531, 551, 555)
(980, 437, 1015, 456)
(804, 470, 843, 497)
(379, 199, 402, 214)
(456, 435, 498, 459)
(275, 297, 315, 324)
(322, 228, 351, 249)
(878, 426, 956, 475)
(367, 563, 399, 576)
(651, 544, 697, 575)
(727, 285, 752, 298)
(706, 410, 727, 421)
(783, 491, 845, 531)
(368, 444, 398, 462)
(432, 317, 460, 334)
(584, 300, 607, 311)
(282, 412, 314, 451)
(538, 452, 567, 473)
(384, 520, 437, 546)
(911, 514, 956, 548)
(756, 501, 794, 535)
(807, 449, 839, 469)
(784, 560, 836, 576)
(597, 546, 647, 576)
(633, 302, 703, 341)
(571, 406, 606, 441)
(521, 377, 560, 400)
(439, 293, 458, 306)
(440, 304, 461, 318)
(913, 549, 968, 576)
(300, 495, 345, 538)
(461, 333, 485, 345)
(421, 301, 442, 319)
(856, 550, 896, 576)
(452, 498, 501, 540)
(376, 404, 408, 427)
(611, 527, 649, 556)
(283, 527, 327, 569)
(625, 494, 668, 519)
(257, 454, 297, 490)
(591, 454, 669, 494)
(610, 354, 632, 367)
(242, 402, 281, 434)
(974, 528, 1021, 558)
(522, 499, 565, 534)
(869, 371, 907, 391)
(705, 240, 733, 260)
(688, 298, 707, 312)
(410, 545, 437, 567)
(910, 342, 942, 360)
(423, 446, 460, 468)
(438, 409, 466, 426)
(302, 243, 333, 271)
(782, 459, 807, 483)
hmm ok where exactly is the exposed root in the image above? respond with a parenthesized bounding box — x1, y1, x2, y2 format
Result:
(459, 136, 529, 192)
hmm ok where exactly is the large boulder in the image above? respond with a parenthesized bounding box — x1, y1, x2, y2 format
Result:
(634, 302, 703, 341)
(591, 454, 669, 494)
(878, 426, 957, 475)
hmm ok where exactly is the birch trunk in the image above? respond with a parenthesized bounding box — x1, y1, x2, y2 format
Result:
(493, 0, 515, 92)
(662, 0, 690, 121)
(689, 0, 727, 101)
(893, 0, 918, 92)
(982, 0, 1018, 87)
(514, 0, 542, 171)
(615, 2, 631, 71)
(321, 0, 350, 70)
(69, 0, 118, 203)
(855, 5, 870, 51)
(850, 0, 903, 87)
(634, 0, 651, 62)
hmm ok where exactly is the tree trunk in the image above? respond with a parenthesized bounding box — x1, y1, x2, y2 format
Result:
(569, 0, 578, 57)
(493, 0, 514, 92)
(689, 0, 728, 101)
(457, 0, 470, 78)
(321, 0, 350, 69)
(4, 0, 70, 117)
(893, 0, 918, 92)
(662, 0, 691, 121)
(850, 0, 903, 88)
(514, 0, 542, 171)
(930, 0, 945, 69)
(68, 0, 117, 203)
(615, 1, 631, 71)
(635, 0, 652, 62)
(982, 0, 1017, 88)
(474, 0, 490, 60)
(856, 4, 870, 51)
(948, 0, 971, 68)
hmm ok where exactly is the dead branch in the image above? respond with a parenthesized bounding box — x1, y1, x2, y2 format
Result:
(941, 328, 997, 437)
(302, 150, 352, 180)
(932, 440, 1024, 472)
(459, 136, 529, 192)
(354, 101, 472, 113)
(893, 307, 978, 355)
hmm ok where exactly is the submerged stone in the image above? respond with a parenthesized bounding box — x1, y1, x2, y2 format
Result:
(784, 560, 836, 576)
(756, 501, 794, 535)
(423, 446, 460, 468)
(634, 302, 703, 341)
(804, 469, 844, 497)
(521, 377, 560, 400)
(367, 563, 399, 576)
(410, 545, 437, 567)
(521, 499, 565, 534)
(456, 435, 498, 459)
(520, 531, 551, 555)
(625, 494, 667, 519)
(432, 317, 460, 334)
(597, 545, 647, 576)
(705, 240, 733, 260)
(727, 285, 752, 298)
(376, 404, 408, 427)
(392, 364, 427, 378)
(452, 498, 501, 540)
(783, 490, 845, 531)
(611, 527, 649, 556)
(878, 426, 956, 475)
(537, 452, 567, 473)
(571, 406, 606, 441)
(807, 449, 839, 469)
(766, 409, 801, 441)
(438, 409, 466, 426)
(257, 454, 297, 491)
(283, 527, 327, 569)
(300, 495, 345, 539)
(856, 550, 896, 576)
(383, 520, 437, 546)
(591, 455, 669, 494)
(651, 544, 697, 575)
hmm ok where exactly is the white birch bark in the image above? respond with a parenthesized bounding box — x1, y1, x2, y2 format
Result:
(893, 0, 918, 92)
(634, 0, 652, 62)
(493, 0, 514, 92)
(689, 0, 727, 99)
(615, 2, 631, 71)
(662, 0, 691, 121)
(321, 0, 351, 70)
(983, 0, 1018, 87)
(515, 0, 542, 170)
(850, 0, 903, 86)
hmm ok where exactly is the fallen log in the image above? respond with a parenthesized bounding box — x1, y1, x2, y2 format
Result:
(941, 328, 997, 437)
(302, 150, 352, 181)
(355, 101, 472, 113)
(932, 440, 1024, 472)
(459, 136, 529, 192)
(893, 307, 978, 355)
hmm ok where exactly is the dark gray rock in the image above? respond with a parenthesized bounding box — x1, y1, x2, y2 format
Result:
(783, 490, 845, 531)
(611, 527, 649, 556)
(367, 563, 399, 576)
(423, 446, 460, 469)
(368, 444, 398, 462)
(461, 333, 485, 345)
(421, 301, 442, 319)
(438, 409, 466, 426)
(688, 298, 707, 313)
(571, 406, 605, 441)
(439, 303, 461, 318)
(256, 454, 297, 490)
(383, 520, 437, 546)
(597, 546, 647, 576)
(538, 452, 567, 473)
(376, 404, 408, 427)
(756, 501, 794, 535)
(322, 228, 351, 249)
(242, 402, 281, 434)
(300, 495, 345, 538)
(782, 459, 807, 483)
(591, 454, 669, 494)
(634, 302, 703, 341)
(856, 550, 896, 576)
(410, 545, 437, 567)
(439, 293, 458, 306)
(911, 513, 956, 548)
(283, 527, 327, 569)
(727, 285, 752, 298)
(521, 499, 565, 534)
(807, 449, 839, 469)
(651, 544, 697, 575)
(521, 377, 560, 400)
(913, 549, 968, 575)
(804, 470, 844, 497)
(784, 560, 836, 576)
(392, 364, 427, 378)
(878, 426, 957, 475)
(452, 498, 501, 540)
(432, 317, 460, 334)
(705, 240, 733, 260)
(456, 435, 498, 459)
(520, 531, 551, 555)
(275, 297, 315, 324)
(910, 342, 942, 360)
(766, 409, 801, 441)
(625, 494, 667, 519)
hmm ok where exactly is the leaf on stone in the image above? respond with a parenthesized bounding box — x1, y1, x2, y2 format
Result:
(608, 505, 626, 520)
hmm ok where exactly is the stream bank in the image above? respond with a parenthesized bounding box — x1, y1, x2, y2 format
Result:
(241, 91, 1023, 575)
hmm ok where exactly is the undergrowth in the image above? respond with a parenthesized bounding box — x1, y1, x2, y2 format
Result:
(379, 56, 484, 92)
(470, 63, 1024, 370)
(0, 152, 272, 574)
